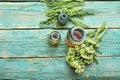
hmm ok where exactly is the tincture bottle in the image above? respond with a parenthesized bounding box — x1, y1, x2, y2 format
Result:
(48, 31, 61, 46)
(58, 13, 69, 26)
(66, 27, 86, 47)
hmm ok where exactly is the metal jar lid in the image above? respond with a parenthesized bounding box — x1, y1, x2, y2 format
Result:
(48, 31, 61, 46)
(66, 27, 86, 47)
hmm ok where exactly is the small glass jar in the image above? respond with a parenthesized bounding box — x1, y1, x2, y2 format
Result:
(58, 13, 69, 26)
(48, 31, 61, 46)
(66, 27, 86, 47)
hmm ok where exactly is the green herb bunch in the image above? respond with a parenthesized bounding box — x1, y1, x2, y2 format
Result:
(40, 0, 94, 28)
(66, 22, 107, 73)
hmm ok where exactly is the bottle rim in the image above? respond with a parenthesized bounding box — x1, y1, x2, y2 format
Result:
(50, 31, 61, 41)
(70, 27, 86, 42)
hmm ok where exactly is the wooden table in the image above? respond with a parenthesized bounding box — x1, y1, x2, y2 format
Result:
(0, 0, 120, 79)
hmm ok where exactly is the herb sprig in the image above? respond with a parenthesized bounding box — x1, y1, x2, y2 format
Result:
(40, 0, 94, 28)
(66, 22, 108, 73)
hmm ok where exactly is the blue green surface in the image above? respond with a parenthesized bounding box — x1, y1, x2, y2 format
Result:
(0, 1, 120, 80)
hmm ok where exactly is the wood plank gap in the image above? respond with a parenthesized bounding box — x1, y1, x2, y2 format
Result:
(0, 56, 120, 59)
(0, 28, 68, 30)
(0, 56, 65, 59)
(0, 1, 120, 2)
(98, 56, 120, 58)
(0, 27, 119, 30)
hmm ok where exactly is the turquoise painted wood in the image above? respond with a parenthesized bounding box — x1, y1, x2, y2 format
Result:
(0, 29, 120, 57)
(0, 58, 120, 79)
(0, 1, 119, 29)
(0, 1, 120, 80)
(0, 0, 119, 2)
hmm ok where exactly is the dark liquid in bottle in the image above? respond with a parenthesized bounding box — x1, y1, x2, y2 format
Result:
(53, 34, 58, 39)
(73, 29, 83, 41)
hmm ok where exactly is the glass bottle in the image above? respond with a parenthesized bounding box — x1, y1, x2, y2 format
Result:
(48, 31, 61, 46)
(66, 27, 86, 47)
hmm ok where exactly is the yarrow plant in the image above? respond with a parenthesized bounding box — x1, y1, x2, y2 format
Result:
(66, 22, 108, 73)
(40, 0, 94, 28)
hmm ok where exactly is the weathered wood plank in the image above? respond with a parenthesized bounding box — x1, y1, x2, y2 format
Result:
(0, 0, 119, 2)
(0, 0, 39, 1)
(0, 57, 120, 79)
(0, 29, 120, 57)
(0, 1, 119, 28)
(1, 0, 44, 1)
